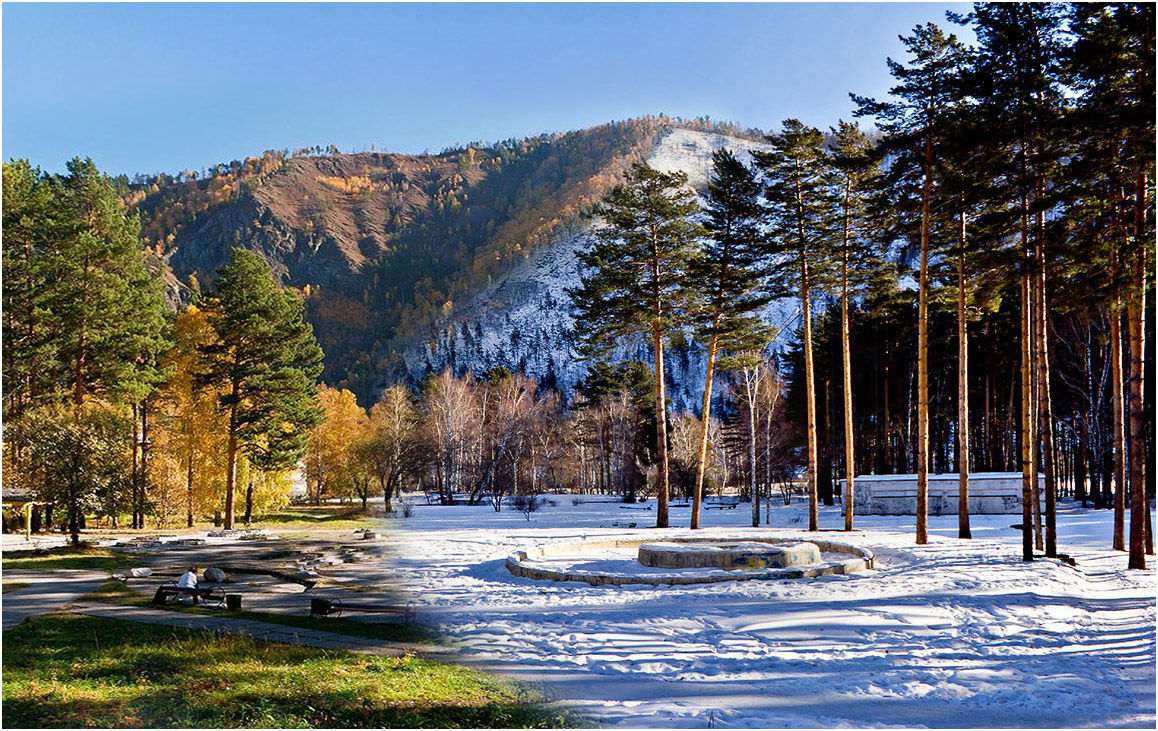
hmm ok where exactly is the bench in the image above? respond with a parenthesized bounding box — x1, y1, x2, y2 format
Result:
(309, 597, 416, 622)
(152, 582, 227, 608)
(705, 503, 740, 510)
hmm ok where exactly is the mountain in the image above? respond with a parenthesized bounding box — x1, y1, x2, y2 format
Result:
(127, 116, 797, 407)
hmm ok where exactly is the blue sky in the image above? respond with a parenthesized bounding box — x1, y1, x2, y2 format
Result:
(3, 2, 971, 176)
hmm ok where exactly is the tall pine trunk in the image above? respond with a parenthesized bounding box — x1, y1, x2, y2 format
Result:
(653, 326, 670, 529)
(1127, 174, 1148, 570)
(1035, 206, 1057, 558)
(131, 402, 140, 529)
(801, 258, 819, 532)
(1020, 244, 1036, 562)
(957, 213, 972, 539)
(244, 481, 254, 525)
(1112, 289, 1126, 551)
(692, 330, 720, 529)
(746, 371, 759, 527)
(915, 135, 932, 546)
(841, 185, 856, 532)
(224, 392, 239, 530)
(139, 398, 150, 531)
(1030, 268, 1044, 552)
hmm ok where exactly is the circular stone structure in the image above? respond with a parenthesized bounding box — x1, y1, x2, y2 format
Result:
(506, 536, 873, 587)
(638, 541, 822, 570)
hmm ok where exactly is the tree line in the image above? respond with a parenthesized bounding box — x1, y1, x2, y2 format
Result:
(301, 360, 788, 519)
(3, 157, 323, 542)
(568, 2, 1153, 567)
(2, 2, 1150, 571)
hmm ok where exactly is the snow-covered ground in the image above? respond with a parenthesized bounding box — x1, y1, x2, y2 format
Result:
(388, 495, 1156, 728)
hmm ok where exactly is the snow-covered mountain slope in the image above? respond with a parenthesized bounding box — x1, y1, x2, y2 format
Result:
(404, 128, 804, 410)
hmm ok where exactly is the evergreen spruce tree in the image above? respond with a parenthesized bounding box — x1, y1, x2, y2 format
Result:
(568, 161, 704, 528)
(689, 149, 772, 529)
(752, 119, 836, 532)
(199, 248, 324, 529)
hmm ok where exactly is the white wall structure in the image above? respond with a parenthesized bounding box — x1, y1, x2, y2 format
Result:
(842, 472, 1046, 515)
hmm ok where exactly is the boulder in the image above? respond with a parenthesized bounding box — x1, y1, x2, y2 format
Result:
(202, 567, 228, 583)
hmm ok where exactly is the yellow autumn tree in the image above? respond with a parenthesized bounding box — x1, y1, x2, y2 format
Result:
(153, 306, 230, 526)
(304, 385, 368, 505)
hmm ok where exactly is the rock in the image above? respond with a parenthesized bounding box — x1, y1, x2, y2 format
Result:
(128, 567, 153, 579)
(202, 567, 228, 583)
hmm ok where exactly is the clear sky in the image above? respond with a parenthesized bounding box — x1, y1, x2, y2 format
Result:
(3, 2, 971, 177)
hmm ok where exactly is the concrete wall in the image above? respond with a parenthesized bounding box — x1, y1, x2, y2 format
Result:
(841, 472, 1045, 515)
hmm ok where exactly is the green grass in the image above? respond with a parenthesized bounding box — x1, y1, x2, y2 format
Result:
(220, 610, 441, 645)
(3, 581, 30, 594)
(2, 614, 580, 728)
(1, 545, 136, 572)
(248, 505, 377, 530)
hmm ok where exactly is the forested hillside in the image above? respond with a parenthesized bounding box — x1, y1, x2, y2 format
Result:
(123, 116, 761, 398)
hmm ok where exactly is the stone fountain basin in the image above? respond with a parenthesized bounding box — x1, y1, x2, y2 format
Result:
(638, 541, 822, 570)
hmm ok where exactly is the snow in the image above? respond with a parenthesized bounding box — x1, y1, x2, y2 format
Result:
(388, 496, 1156, 728)
(403, 127, 802, 409)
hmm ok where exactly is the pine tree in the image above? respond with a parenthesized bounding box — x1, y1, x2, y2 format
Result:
(1067, 2, 1155, 568)
(963, 3, 1068, 559)
(752, 120, 835, 533)
(568, 161, 704, 528)
(853, 23, 968, 546)
(828, 120, 882, 531)
(2, 161, 60, 419)
(198, 248, 324, 529)
(54, 158, 169, 408)
(689, 149, 771, 529)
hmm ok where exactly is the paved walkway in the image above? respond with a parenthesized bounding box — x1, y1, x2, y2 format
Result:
(2, 570, 108, 629)
(67, 602, 457, 659)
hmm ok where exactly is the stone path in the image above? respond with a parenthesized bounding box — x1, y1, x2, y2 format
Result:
(67, 602, 457, 659)
(2, 570, 108, 629)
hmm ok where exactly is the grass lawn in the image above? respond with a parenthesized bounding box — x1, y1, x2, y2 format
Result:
(1, 545, 136, 572)
(7, 505, 379, 551)
(2, 614, 579, 728)
(246, 504, 378, 530)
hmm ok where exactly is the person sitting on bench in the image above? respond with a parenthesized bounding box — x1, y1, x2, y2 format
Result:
(152, 567, 203, 606)
(177, 567, 198, 590)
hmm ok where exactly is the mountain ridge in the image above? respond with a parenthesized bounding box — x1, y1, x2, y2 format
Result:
(124, 117, 775, 403)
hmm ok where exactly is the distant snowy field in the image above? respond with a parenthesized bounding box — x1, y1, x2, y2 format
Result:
(389, 497, 1156, 729)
